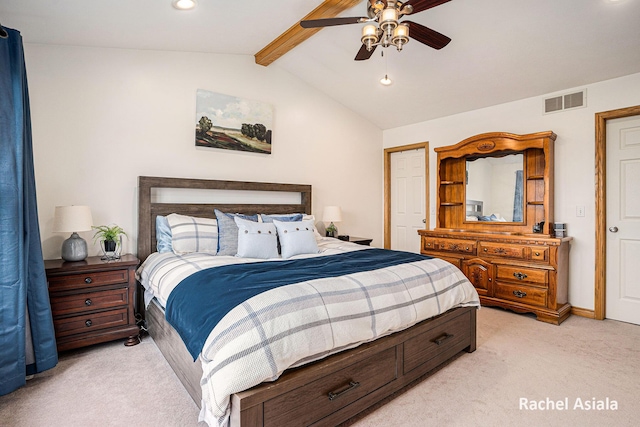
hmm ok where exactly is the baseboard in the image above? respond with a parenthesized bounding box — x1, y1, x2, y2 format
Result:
(571, 306, 596, 319)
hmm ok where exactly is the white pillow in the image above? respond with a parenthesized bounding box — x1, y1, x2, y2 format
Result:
(302, 214, 323, 239)
(234, 216, 279, 259)
(166, 213, 218, 255)
(273, 219, 320, 259)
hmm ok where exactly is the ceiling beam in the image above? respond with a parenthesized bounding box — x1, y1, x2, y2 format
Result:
(255, 0, 363, 67)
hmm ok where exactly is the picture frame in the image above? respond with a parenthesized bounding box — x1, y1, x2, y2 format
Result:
(195, 89, 273, 154)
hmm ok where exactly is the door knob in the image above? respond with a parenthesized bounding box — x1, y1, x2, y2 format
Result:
(422, 219, 426, 223)
(609, 226, 618, 233)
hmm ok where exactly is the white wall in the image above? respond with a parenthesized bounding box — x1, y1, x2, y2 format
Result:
(383, 72, 640, 311)
(25, 44, 383, 260)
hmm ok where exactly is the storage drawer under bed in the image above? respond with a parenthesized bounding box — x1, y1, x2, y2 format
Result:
(263, 347, 397, 427)
(403, 309, 472, 375)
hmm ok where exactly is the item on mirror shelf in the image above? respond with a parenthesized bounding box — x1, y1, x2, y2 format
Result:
(532, 220, 545, 233)
(337, 235, 349, 241)
(554, 223, 567, 238)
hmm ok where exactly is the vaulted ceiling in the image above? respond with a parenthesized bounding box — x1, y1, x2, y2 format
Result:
(2, 0, 640, 129)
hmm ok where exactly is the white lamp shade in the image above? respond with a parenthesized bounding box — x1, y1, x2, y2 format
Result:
(322, 206, 342, 223)
(53, 205, 93, 233)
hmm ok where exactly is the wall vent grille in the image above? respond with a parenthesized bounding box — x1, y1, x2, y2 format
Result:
(543, 89, 586, 114)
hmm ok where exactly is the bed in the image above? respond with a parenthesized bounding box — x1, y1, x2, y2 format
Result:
(136, 176, 480, 427)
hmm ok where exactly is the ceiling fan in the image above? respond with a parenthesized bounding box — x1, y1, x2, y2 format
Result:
(300, 0, 452, 61)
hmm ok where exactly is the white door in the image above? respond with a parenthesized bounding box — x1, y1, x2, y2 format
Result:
(390, 148, 426, 253)
(606, 115, 640, 324)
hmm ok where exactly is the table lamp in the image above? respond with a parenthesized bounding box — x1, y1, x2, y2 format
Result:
(53, 205, 93, 261)
(322, 206, 342, 237)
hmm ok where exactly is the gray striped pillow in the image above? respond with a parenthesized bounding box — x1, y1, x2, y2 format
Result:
(166, 213, 218, 255)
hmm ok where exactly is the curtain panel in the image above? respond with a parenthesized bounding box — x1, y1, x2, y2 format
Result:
(0, 27, 58, 396)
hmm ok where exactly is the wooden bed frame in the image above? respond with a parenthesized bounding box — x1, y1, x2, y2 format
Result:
(137, 176, 477, 427)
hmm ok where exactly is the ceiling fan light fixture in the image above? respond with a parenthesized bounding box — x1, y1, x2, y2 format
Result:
(380, 74, 392, 86)
(380, 7, 398, 33)
(392, 23, 409, 51)
(361, 24, 379, 50)
(172, 0, 197, 10)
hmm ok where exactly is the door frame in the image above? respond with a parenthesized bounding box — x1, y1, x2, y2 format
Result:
(383, 142, 429, 249)
(594, 105, 640, 320)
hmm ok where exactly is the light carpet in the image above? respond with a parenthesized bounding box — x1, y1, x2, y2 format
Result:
(1, 307, 638, 427)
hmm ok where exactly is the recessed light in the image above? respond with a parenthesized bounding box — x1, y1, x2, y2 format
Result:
(172, 0, 197, 10)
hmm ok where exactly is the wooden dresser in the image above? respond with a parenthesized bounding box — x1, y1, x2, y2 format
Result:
(45, 254, 140, 351)
(421, 131, 571, 325)
(419, 230, 571, 324)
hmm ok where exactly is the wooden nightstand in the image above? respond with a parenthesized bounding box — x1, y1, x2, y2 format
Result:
(45, 254, 140, 352)
(348, 237, 373, 246)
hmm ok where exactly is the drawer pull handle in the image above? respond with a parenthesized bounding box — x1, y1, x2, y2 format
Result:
(534, 252, 540, 256)
(85, 319, 92, 327)
(513, 290, 527, 298)
(433, 333, 454, 346)
(85, 298, 92, 306)
(513, 272, 528, 280)
(328, 380, 360, 401)
(483, 248, 488, 252)
(85, 277, 93, 284)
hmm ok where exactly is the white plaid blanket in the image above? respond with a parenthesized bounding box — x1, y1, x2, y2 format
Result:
(137, 239, 479, 427)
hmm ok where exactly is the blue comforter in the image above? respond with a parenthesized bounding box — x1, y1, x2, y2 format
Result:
(165, 248, 431, 359)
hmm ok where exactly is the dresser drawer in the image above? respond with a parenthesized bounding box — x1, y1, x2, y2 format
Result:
(48, 269, 130, 291)
(494, 282, 548, 307)
(264, 347, 397, 427)
(496, 265, 548, 286)
(50, 288, 129, 317)
(403, 311, 471, 375)
(53, 308, 129, 338)
(530, 246, 549, 261)
(422, 237, 476, 254)
(478, 241, 527, 259)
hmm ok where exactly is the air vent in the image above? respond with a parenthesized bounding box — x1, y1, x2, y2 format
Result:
(543, 89, 586, 114)
(545, 96, 563, 113)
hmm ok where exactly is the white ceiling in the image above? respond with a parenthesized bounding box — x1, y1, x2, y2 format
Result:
(2, 0, 640, 129)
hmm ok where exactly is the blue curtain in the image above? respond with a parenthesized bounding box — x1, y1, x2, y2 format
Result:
(512, 170, 524, 222)
(0, 27, 58, 396)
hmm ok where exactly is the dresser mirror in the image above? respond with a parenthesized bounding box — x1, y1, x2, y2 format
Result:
(421, 131, 571, 325)
(465, 153, 524, 223)
(434, 131, 555, 236)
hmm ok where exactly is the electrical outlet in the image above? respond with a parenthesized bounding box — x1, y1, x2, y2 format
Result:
(576, 205, 585, 217)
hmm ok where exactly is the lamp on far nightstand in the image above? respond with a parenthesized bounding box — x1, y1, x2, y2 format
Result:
(53, 205, 93, 262)
(323, 206, 342, 237)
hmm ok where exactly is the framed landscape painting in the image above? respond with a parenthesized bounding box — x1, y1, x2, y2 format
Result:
(195, 89, 273, 154)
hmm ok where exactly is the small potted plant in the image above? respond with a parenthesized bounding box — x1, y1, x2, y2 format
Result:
(92, 224, 127, 260)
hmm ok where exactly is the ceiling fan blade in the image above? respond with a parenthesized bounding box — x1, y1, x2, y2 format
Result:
(355, 44, 377, 61)
(404, 21, 451, 49)
(300, 16, 366, 28)
(404, 0, 452, 14)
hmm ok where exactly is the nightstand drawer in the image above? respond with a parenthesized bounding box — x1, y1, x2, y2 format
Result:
(53, 308, 129, 338)
(48, 269, 129, 291)
(50, 288, 129, 317)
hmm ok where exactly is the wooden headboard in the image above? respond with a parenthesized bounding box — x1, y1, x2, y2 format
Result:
(137, 176, 312, 261)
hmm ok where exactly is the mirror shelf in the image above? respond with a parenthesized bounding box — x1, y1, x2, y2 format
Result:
(433, 131, 556, 236)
